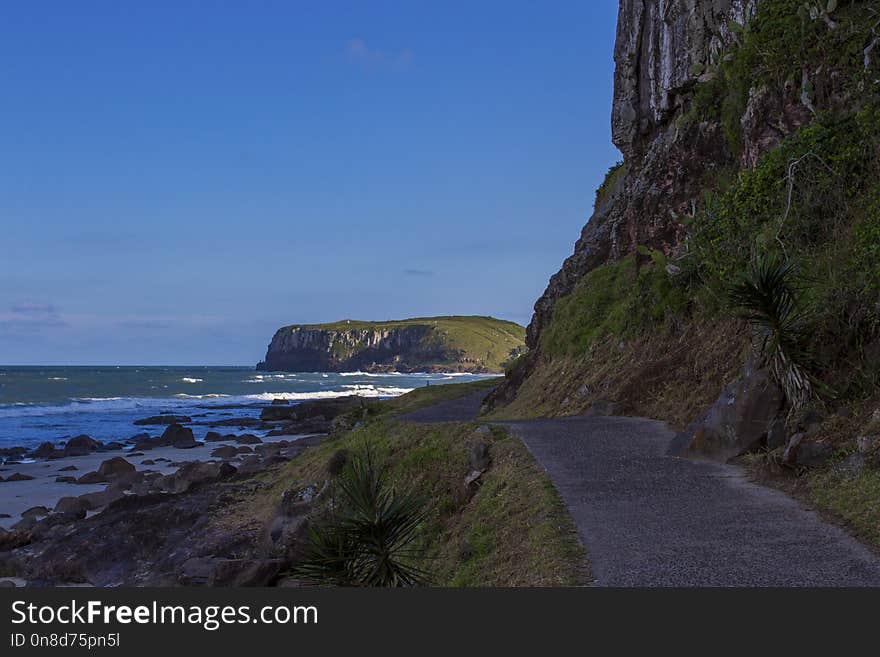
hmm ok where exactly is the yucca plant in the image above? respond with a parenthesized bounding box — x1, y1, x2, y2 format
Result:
(728, 252, 814, 410)
(293, 446, 429, 587)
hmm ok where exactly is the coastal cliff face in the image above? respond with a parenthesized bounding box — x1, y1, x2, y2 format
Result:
(491, 0, 880, 426)
(528, 0, 761, 348)
(258, 316, 526, 373)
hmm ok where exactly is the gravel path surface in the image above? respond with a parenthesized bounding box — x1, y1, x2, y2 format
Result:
(402, 389, 880, 586)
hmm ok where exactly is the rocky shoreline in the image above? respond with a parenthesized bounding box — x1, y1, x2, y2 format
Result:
(0, 396, 366, 586)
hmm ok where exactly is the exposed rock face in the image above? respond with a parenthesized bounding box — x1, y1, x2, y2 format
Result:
(526, 0, 761, 350)
(260, 325, 445, 372)
(258, 316, 525, 373)
(612, 0, 758, 160)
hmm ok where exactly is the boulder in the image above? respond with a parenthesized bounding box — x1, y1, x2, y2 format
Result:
(76, 471, 107, 485)
(467, 441, 490, 471)
(21, 506, 50, 519)
(235, 434, 262, 445)
(782, 433, 832, 468)
(204, 431, 225, 442)
(0, 446, 27, 460)
(134, 414, 192, 426)
(161, 424, 200, 449)
(133, 436, 161, 451)
(260, 406, 293, 422)
(55, 476, 77, 483)
(30, 441, 62, 459)
(98, 457, 136, 478)
(675, 361, 784, 461)
(210, 445, 238, 459)
(54, 496, 92, 515)
(103, 441, 125, 451)
(57, 465, 78, 472)
(255, 443, 282, 457)
(236, 455, 264, 475)
(64, 435, 101, 457)
(78, 487, 126, 510)
(0, 528, 31, 551)
(5, 473, 35, 482)
(795, 441, 832, 468)
(157, 461, 225, 494)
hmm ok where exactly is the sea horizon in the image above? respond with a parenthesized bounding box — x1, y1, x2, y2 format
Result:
(0, 365, 496, 450)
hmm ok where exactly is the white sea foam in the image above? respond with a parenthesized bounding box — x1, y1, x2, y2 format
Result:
(47, 377, 68, 381)
(180, 377, 204, 383)
(242, 387, 412, 401)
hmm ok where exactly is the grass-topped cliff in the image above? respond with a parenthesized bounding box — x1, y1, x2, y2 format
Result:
(258, 315, 526, 373)
(487, 0, 880, 546)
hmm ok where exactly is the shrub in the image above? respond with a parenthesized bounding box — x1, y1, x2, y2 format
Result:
(293, 446, 429, 586)
(728, 252, 813, 408)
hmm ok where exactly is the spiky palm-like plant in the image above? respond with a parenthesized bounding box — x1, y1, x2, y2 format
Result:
(293, 447, 429, 587)
(728, 253, 813, 410)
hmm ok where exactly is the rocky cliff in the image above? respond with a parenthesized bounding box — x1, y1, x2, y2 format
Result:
(257, 316, 526, 373)
(528, 0, 761, 348)
(490, 0, 879, 429)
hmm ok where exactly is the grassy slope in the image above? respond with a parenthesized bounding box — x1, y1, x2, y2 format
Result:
(362, 377, 500, 418)
(280, 316, 526, 372)
(213, 380, 586, 586)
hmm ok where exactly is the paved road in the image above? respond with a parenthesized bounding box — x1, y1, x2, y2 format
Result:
(402, 389, 880, 586)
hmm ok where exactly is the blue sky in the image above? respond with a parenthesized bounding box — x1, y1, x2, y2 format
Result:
(0, 1, 620, 365)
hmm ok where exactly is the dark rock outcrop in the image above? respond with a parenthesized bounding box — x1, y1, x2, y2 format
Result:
(673, 361, 784, 461)
(161, 424, 200, 449)
(64, 435, 101, 457)
(134, 414, 192, 426)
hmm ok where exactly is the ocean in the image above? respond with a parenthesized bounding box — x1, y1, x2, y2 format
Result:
(0, 366, 495, 450)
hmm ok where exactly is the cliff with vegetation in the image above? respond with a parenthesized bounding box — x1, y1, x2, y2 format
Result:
(258, 316, 526, 373)
(487, 0, 880, 542)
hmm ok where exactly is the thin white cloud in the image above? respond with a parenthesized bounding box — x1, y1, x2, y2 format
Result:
(0, 302, 67, 333)
(346, 38, 413, 72)
(10, 301, 58, 315)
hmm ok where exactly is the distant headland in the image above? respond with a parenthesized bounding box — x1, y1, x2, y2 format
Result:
(257, 315, 526, 373)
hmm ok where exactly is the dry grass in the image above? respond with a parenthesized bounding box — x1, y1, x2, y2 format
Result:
(486, 316, 747, 429)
